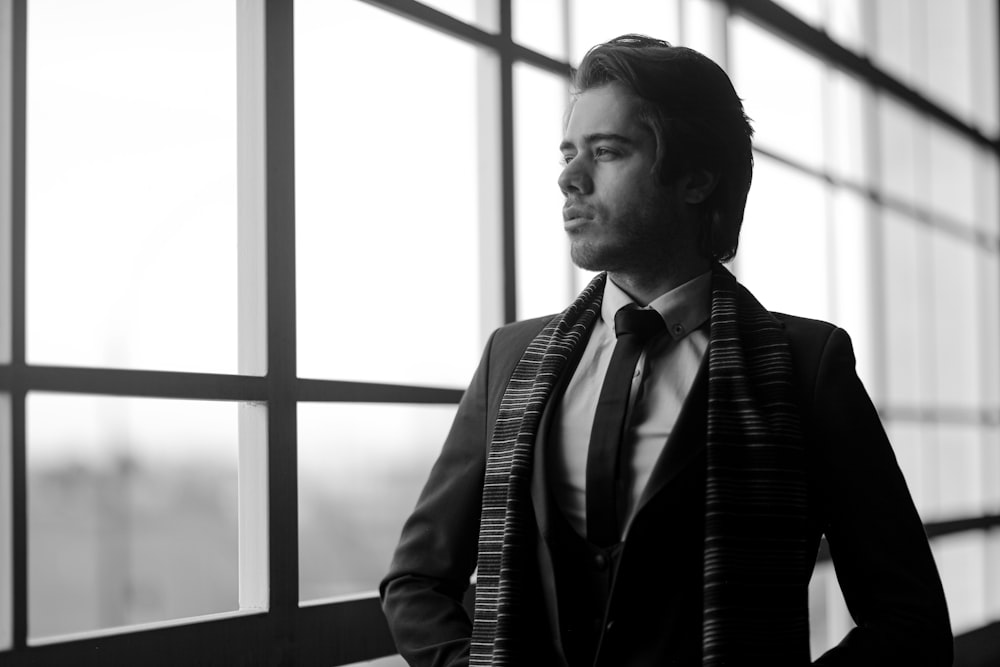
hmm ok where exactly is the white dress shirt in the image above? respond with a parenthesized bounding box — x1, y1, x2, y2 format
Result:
(548, 272, 711, 538)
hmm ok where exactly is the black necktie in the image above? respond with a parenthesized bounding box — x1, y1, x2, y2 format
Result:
(585, 305, 665, 547)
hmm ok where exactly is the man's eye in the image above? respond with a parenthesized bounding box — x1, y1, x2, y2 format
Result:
(561, 154, 576, 165)
(593, 147, 617, 159)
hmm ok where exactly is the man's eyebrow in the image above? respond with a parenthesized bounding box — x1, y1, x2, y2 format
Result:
(559, 133, 636, 152)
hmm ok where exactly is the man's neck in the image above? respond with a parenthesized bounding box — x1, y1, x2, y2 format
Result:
(607, 258, 711, 307)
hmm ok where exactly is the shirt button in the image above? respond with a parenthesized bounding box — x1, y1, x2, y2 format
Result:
(606, 619, 615, 632)
(671, 323, 685, 336)
(594, 553, 609, 570)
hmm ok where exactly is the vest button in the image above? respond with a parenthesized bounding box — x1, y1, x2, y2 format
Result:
(594, 552, 608, 570)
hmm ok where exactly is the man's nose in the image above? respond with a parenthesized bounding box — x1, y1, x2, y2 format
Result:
(558, 156, 593, 196)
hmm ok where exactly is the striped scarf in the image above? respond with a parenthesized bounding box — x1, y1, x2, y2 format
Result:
(470, 264, 810, 666)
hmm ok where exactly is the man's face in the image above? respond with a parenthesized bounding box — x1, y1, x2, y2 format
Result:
(558, 82, 693, 274)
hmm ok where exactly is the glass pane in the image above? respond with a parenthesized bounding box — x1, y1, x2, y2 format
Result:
(808, 561, 851, 660)
(988, 528, 1000, 620)
(928, 123, 977, 228)
(877, 95, 923, 207)
(830, 190, 877, 397)
(976, 151, 1000, 237)
(729, 18, 825, 171)
(981, 250, 1000, 409)
(970, 0, 1000, 136)
(514, 63, 578, 320)
(882, 211, 931, 406)
(930, 229, 979, 408)
(297, 403, 456, 602)
(933, 424, 984, 521)
(681, 0, 727, 65)
(568, 0, 679, 66)
(827, 69, 868, 185)
(27, 394, 239, 639)
(873, 0, 920, 91)
(808, 561, 832, 658)
(419, 0, 498, 33)
(736, 156, 831, 322)
(26, 0, 237, 373)
(827, 0, 866, 55)
(512, 0, 566, 62)
(885, 422, 928, 519)
(985, 427, 1000, 515)
(932, 531, 987, 635)
(925, 0, 973, 123)
(295, 1, 491, 387)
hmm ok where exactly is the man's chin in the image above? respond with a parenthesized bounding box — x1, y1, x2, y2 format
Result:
(569, 240, 625, 273)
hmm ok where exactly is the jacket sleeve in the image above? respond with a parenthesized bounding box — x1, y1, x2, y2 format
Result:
(378, 330, 498, 667)
(809, 328, 953, 665)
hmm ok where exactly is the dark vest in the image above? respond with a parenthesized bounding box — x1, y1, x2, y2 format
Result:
(547, 503, 624, 667)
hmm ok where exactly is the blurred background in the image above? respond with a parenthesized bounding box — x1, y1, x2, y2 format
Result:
(1, 0, 999, 664)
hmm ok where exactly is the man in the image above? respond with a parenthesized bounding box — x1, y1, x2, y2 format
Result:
(380, 35, 952, 666)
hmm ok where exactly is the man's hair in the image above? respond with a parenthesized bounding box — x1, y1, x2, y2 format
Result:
(573, 34, 754, 263)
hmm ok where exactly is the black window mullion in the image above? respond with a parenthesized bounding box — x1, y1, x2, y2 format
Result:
(263, 0, 299, 657)
(500, 0, 517, 323)
(297, 378, 463, 404)
(9, 0, 27, 652)
(11, 367, 267, 401)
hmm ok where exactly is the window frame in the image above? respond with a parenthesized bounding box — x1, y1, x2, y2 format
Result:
(0, 0, 569, 663)
(1, 0, 998, 664)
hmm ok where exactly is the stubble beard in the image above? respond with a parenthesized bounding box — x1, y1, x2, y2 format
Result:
(568, 191, 688, 276)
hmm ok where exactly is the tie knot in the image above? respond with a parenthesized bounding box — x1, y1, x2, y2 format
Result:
(613, 306, 665, 342)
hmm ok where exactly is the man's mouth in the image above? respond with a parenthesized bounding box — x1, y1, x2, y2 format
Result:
(563, 205, 592, 225)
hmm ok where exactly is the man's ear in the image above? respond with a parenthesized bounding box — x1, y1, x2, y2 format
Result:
(682, 169, 719, 204)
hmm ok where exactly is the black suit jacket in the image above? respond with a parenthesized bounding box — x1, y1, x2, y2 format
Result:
(380, 311, 953, 666)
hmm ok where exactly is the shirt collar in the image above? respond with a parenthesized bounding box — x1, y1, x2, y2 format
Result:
(601, 271, 712, 341)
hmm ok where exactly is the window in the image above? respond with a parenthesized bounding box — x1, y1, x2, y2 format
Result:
(2, 0, 998, 664)
(722, 1, 1000, 654)
(295, 0, 498, 388)
(513, 62, 578, 319)
(729, 16, 826, 172)
(25, 0, 238, 374)
(297, 403, 455, 602)
(27, 394, 243, 639)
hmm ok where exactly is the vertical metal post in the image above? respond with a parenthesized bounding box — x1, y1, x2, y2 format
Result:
(500, 0, 517, 323)
(8, 0, 25, 651)
(263, 0, 298, 660)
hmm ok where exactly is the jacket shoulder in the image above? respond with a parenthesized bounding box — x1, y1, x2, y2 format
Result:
(772, 312, 842, 363)
(771, 312, 857, 413)
(475, 315, 557, 399)
(772, 311, 838, 339)
(490, 314, 556, 353)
